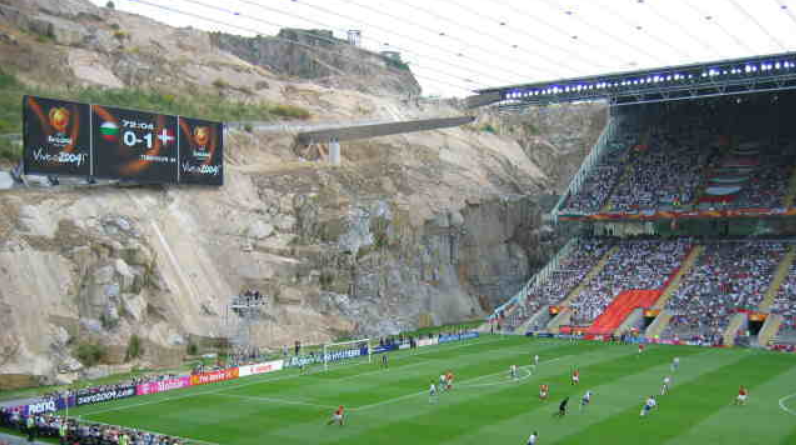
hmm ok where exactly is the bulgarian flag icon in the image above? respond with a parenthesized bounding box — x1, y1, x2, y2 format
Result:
(100, 121, 119, 142)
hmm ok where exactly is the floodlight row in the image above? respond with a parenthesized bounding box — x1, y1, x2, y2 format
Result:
(503, 59, 796, 100)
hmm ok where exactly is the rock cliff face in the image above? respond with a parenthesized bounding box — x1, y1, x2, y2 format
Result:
(0, 0, 602, 386)
(211, 31, 422, 97)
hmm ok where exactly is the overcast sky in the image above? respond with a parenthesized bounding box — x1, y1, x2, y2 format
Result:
(89, 0, 796, 97)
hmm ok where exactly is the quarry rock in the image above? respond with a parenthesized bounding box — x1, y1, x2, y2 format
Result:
(114, 258, 136, 291)
(93, 265, 115, 285)
(122, 294, 147, 321)
(0, 171, 14, 190)
(449, 210, 465, 227)
(167, 333, 186, 346)
(80, 318, 103, 334)
(247, 221, 275, 240)
(0, 0, 600, 381)
(82, 365, 110, 381)
(274, 215, 297, 232)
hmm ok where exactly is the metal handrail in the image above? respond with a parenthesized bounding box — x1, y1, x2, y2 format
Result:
(490, 237, 577, 319)
(550, 116, 618, 220)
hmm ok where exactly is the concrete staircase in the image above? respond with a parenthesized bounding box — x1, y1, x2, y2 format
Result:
(599, 168, 632, 214)
(757, 246, 796, 312)
(547, 246, 619, 334)
(652, 245, 704, 309)
(723, 313, 747, 347)
(600, 131, 650, 213)
(515, 306, 551, 334)
(545, 246, 617, 334)
(560, 246, 618, 307)
(546, 308, 573, 334)
(589, 290, 661, 335)
(757, 314, 784, 347)
(615, 308, 644, 335)
(645, 310, 673, 339)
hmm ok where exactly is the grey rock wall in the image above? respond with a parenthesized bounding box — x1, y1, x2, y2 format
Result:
(211, 32, 422, 97)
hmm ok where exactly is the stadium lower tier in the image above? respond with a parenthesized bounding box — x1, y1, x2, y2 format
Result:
(498, 236, 796, 344)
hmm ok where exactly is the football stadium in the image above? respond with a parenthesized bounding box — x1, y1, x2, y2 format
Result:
(0, 1, 795, 445)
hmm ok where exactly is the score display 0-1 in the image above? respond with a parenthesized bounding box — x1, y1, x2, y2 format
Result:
(22, 95, 223, 186)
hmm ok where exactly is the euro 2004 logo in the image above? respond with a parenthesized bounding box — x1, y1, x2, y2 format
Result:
(48, 107, 70, 133)
(193, 126, 210, 147)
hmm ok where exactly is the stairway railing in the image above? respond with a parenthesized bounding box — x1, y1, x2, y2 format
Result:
(551, 115, 620, 221)
(490, 237, 577, 319)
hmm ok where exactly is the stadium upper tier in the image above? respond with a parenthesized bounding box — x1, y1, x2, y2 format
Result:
(557, 92, 796, 220)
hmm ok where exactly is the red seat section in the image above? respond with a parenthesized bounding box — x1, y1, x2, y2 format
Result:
(587, 290, 662, 335)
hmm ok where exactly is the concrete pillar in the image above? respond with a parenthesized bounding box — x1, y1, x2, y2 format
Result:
(329, 139, 341, 166)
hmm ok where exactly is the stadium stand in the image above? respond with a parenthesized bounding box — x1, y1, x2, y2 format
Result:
(607, 131, 712, 212)
(569, 238, 691, 326)
(492, 92, 796, 355)
(558, 128, 639, 214)
(560, 95, 796, 216)
(507, 239, 613, 331)
(771, 263, 796, 340)
(663, 240, 787, 340)
(0, 409, 185, 445)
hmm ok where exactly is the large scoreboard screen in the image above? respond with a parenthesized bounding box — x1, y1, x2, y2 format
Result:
(22, 95, 223, 186)
(92, 105, 179, 183)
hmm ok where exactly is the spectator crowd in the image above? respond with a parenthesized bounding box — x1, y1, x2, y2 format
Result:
(560, 95, 796, 215)
(569, 238, 690, 325)
(506, 239, 613, 330)
(664, 240, 786, 337)
(0, 410, 186, 445)
(771, 263, 796, 337)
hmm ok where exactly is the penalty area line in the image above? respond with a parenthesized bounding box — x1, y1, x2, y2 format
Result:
(778, 393, 796, 416)
(213, 393, 339, 410)
(73, 337, 510, 418)
(351, 357, 566, 412)
(457, 357, 564, 389)
(73, 337, 504, 417)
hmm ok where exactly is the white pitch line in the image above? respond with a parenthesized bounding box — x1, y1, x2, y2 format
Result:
(213, 393, 338, 410)
(77, 336, 506, 417)
(332, 357, 439, 382)
(351, 357, 566, 412)
(778, 393, 796, 415)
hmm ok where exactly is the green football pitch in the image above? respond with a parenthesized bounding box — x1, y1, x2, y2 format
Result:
(67, 335, 796, 445)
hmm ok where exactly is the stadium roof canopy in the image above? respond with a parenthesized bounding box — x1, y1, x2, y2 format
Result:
(473, 51, 796, 109)
(99, 0, 796, 99)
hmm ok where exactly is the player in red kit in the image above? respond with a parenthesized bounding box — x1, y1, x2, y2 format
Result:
(539, 384, 549, 400)
(327, 405, 345, 426)
(735, 386, 748, 406)
(571, 369, 580, 386)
